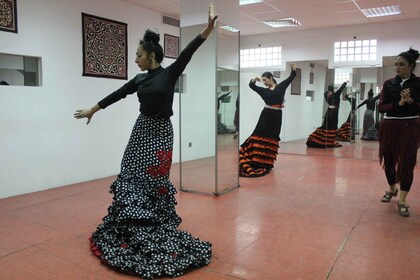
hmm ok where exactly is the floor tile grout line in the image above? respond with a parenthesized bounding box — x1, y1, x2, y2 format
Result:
(0, 242, 40, 260)
(324, 200, 372, 280)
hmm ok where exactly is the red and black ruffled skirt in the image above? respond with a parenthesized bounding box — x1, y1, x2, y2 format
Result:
(306, 107, 342, 148)
(239, 108, 281, 177)
(337, 111, 353, 141)
(379, 118, 420, 181)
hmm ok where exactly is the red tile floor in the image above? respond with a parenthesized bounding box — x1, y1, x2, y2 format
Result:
(1, 137, 420, 279)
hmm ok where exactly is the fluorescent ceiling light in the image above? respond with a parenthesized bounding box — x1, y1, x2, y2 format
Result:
(361, 5, 401, 18)
(240, 0, 263, 6)
(263, 18, 302, 28)
(220, 25, 240, 32)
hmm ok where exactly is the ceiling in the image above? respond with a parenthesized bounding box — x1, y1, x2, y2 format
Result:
(121, 0, 420, 36)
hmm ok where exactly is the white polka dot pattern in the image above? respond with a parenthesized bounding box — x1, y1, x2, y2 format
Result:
(90, 114, 212, 279)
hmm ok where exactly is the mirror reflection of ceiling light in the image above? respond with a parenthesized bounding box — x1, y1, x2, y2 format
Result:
(263, 18, 302, 28)
(239, 0, 264, 6)
(361, 5, 401, 18)
(220, 25, 240, 32)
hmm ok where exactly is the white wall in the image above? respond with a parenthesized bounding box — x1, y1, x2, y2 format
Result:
(0, 0, 179, 198)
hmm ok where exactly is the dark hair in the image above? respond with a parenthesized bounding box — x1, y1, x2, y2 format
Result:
(0, 80, 9, 85)
(368, 89, 374, 97)
(327, 85, 334, 92)
(397, 48, 419, 72)
(261, 72, 277, 84)
(139, 29, 163, 63)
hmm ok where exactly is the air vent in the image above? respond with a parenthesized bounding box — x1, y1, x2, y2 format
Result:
(310, 63, 315, 68)
(162, 15, 180, 27)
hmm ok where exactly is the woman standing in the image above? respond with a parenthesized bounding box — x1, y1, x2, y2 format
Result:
(356, 89, 380, 140)
(378, 48, 420, 217)
(74, 4, 217, 278)
(239, 64, 297, 177)
(306, 82, 348, 148)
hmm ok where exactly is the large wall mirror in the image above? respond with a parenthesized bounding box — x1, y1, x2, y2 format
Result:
(216, 24, 240, 194)
(179, 23, 239, 196)
(278, 56, 418, 162)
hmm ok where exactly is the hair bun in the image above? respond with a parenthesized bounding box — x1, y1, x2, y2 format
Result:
(143, 29, 160, 44)
(407, 48, 419, 60)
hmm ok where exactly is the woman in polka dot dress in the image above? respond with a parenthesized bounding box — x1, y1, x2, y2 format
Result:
(74, 4, 218, 279)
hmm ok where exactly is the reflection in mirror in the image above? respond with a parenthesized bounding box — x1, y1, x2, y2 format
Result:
(216, 23, 239, 194)
(179, 22, 239, 196)
(279, 56, 420, 162)
(179, 24, 216, 195)
(0, 53, 42, 86)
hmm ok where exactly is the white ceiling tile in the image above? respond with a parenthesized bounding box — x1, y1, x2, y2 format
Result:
(120, 0, 420, 36)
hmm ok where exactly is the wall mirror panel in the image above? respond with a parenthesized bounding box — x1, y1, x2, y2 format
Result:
(179, 24, 216, 195)
(179, 23, 239, 196)
(278, 57, 403, 161)
(216, 25, 240, 194)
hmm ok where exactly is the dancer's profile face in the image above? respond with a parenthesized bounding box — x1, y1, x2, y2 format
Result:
(135, 47, 151, 71)
(395, 56, 412, 78)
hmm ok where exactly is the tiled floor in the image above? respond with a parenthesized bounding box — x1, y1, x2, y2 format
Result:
(1, 138, 420, 279)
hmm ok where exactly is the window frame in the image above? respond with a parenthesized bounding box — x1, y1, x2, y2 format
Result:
(240, 42, 285, 71)
(329, 35, 381, 68)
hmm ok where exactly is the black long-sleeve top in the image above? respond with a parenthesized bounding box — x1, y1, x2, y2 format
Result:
(378, 73, 420, 118)
(248, 70, 297, 106)
(98, 35, 206, 118)
(357, 95, 379, 111)
(324, 82, 347, 107)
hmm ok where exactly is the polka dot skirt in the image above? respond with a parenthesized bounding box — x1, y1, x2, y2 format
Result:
(90, 114, 212, 279)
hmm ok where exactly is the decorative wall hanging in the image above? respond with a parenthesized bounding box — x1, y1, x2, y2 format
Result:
(273, 70, 281, 78)
(0, 0, 18, 33)
(360, 83, 365, 100)
(82, 13, 127, 79)
(291, 68, 301, 95)
(309, 71, 314, 84)
(164, 34, 179, 59)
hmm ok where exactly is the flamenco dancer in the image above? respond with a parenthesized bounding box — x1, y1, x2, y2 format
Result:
(239, 64, 297, 177)
(336, 92, 357, 141)
(378, 48, 420, 217)
(356, 89, 380, 140)
(306, 81, 348, 148)
(74, 4, 217, 279)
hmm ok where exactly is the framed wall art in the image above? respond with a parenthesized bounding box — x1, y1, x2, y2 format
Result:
(291, 68, 301, 95)
(0, 0, 18, 33)
(164, 34, 179, 59)
(82, 13, 128, 79)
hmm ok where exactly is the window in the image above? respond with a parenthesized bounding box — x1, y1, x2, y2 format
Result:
(335, 72, 351, 85)
(306, 90, 315, 101)
(240, 46, 282, 69)
(331, 37, 380, 67)
(0, 53, 42, 86)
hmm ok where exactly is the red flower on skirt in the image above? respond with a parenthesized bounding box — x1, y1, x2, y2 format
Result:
(147, 150, 172, 177)
(158, 186, 169, 194)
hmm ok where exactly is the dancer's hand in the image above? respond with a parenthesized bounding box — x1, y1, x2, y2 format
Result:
(200, 3, 218, 39)
(290, 63, 297, 71)
(400, 88, 413, 105)
(252, 77, 261, 83)
(74, 105, 101, 124)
